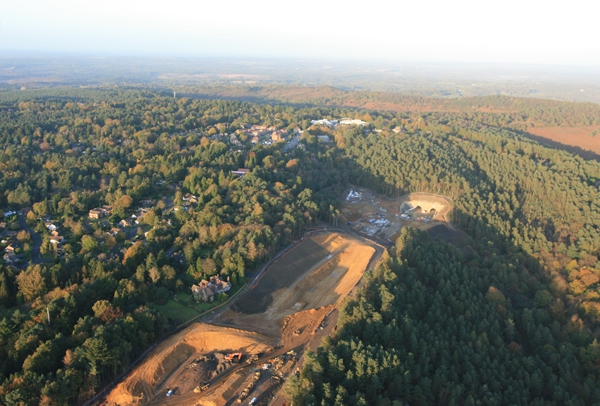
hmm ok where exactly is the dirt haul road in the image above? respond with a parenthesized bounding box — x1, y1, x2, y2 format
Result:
(104, 232, 382, 406)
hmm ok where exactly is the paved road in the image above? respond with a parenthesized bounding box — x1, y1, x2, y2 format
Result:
(282, 134, 300, 152)
(17, 215, 45, 264)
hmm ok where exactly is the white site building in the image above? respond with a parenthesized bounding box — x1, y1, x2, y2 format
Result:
(311, 119, 338, 126)
(339, 118, 367, 126)
(346, 189, 362, 201)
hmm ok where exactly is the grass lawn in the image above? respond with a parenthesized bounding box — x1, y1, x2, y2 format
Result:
(150, 299, 200, 325)
(152, 284, 246, 325)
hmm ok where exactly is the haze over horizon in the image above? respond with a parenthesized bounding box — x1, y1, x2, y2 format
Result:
(1, 0, 598, 66)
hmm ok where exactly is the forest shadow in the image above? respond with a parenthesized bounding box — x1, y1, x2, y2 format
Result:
(518, 129, 600, 161)
(345, 156, 553, 314)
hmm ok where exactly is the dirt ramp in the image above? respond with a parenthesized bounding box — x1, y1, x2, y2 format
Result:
(281, 305, 335, 348)
(105, 324, 273, 406)
(311, 233, 346, 252)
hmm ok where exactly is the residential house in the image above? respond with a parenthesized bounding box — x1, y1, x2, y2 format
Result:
(49, 236, 64, 245)
(210, 275, 232, 293)
(108, 228, 122, 237)
(119, 219, 133, 227)
(88, 209, 104, 220)
(4, 244, 15, 254)
(46, 223, 58, 232)
(191, 280, 216, 302)
(191, 275, 232, 302)
(182, 193, 198, 204)
(271, 131, 286, 142)
(89, 206, 112, 219)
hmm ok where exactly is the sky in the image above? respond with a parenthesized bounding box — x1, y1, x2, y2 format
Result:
(0, 0, 598, 66)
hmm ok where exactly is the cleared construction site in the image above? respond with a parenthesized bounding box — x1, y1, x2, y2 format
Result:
(104, 232, 382, 406)
(342, 187, 454, 241)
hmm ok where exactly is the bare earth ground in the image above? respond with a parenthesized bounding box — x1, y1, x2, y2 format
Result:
(106, 325, 275, 406)
(104, 232, 379, 406)
(342, 187, 454, 241)
(222, 233, 374, 335)
(527, 126, 600, 158)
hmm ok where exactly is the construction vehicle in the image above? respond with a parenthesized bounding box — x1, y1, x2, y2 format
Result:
(238, 382, 255, 403)
(237, 389, 249, 403)
(224, 352, 243, 362)
(194, 383, 210, 393)
(245, 354, 259, 364)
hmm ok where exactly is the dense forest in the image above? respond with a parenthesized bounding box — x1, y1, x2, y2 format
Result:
(1, 86, 600, 404)
(183, 85, 600, 129)
(287, 114, 600, 404)
(286, 229, 600, 405)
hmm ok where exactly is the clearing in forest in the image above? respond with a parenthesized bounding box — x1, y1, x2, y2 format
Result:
(104, 232, 380, 406)
(342, 187, 454, 240)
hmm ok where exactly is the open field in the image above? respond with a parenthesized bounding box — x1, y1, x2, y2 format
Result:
(104, 232, 380, 406)
(526, 126, 600, 159)
(342, 187, 454, 241)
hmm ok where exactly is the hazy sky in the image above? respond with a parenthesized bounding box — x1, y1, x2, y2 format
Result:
(1, 0, 598, 65)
